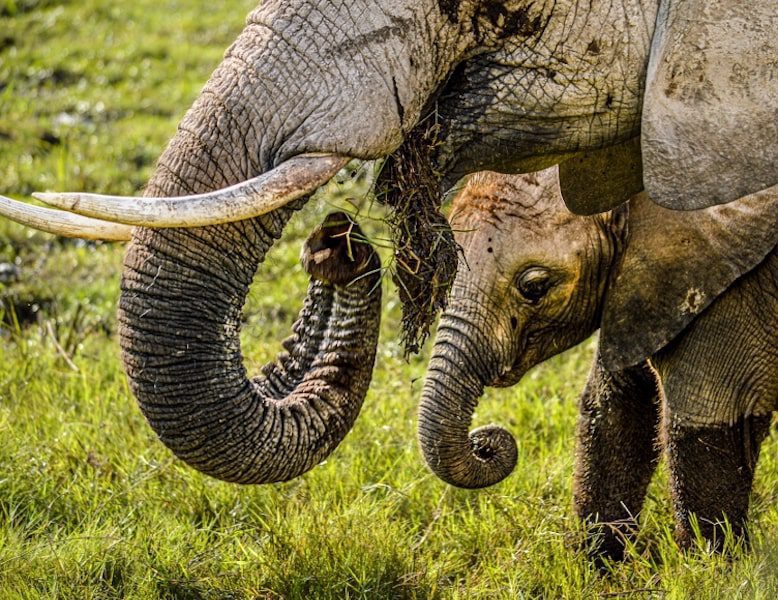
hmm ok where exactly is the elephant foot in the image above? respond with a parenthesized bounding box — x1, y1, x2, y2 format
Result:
(580, 516, 639, 568)
(673, 515, 747, 555)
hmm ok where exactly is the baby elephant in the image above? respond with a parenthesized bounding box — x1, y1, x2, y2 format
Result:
(418, 168, 777, 560)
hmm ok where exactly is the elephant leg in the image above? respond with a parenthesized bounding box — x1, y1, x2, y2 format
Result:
(573, 353, 660, 563)
(662, 411, 770, 551)
(653, 252, 777, 551)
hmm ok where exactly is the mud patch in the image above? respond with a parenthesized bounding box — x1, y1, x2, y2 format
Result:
(472, 2, 547, 43)
(680, 288, 705, 315)
(438, 0, 462, 23)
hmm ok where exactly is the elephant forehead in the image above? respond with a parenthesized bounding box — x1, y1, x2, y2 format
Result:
(449, 170, 599, 251)
(449, 169, 562, 225)
(453, 219, 594, 283)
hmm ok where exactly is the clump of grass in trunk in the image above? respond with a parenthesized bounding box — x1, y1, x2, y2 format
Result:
(378, 121, 459, 356)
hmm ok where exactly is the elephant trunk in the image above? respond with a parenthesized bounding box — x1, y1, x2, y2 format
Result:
(418, 313, 518, 489)
(114, 13, 398, 482)
(113, 1, 468, 483)
(120, 211, 381, 483)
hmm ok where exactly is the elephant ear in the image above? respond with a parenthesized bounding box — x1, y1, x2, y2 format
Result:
(599, 187, 778, 371)
(641, 0, 778, 210)
(558, 137, 643, 215)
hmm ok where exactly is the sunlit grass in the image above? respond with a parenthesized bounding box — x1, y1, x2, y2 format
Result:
(1, 2, 778, 598)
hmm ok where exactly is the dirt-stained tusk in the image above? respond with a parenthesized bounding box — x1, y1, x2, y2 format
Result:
(33, 153, 351, 228)
(0, 195, 133, 241)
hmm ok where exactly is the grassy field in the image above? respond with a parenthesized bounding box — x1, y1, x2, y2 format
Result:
(1, 2, 778, 598)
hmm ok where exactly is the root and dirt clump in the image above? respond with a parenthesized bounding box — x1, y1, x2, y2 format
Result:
(378, 122, 460, 356)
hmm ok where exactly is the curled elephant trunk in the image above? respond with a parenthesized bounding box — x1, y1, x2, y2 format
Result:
(120, 211, 381, 483)
(418, 317, 518, 489)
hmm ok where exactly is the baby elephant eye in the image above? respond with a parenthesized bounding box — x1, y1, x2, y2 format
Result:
(516, 267, 553, 303)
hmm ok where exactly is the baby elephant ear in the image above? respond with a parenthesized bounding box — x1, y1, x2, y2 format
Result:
(558, 137, 643, 215)
(641, 0, 778, 210)
(599, 186, 778, 371)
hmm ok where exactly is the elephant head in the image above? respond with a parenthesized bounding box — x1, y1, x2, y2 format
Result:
(419, 168, 777, 488)
(0, 0, 775, 483)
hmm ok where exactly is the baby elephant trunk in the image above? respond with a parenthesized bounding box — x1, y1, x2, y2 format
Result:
(417, 315, 518, 489)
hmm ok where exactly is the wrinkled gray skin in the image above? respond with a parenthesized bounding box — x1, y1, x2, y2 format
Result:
(118, 0, 776, 483)
(419, 168, 777, 559)
(124, 209, 382, 484)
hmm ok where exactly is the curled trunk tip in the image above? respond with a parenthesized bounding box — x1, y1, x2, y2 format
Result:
(468, 424, 518, 482)
(301, 211, 379, 286)
(420, 419, 518, 489)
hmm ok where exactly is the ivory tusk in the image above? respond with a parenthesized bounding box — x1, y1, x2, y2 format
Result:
(33, 153, 350, 227)
(0, 195, 133, 241)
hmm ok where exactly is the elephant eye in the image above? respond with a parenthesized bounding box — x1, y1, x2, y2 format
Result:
(516, 267, 553, 304)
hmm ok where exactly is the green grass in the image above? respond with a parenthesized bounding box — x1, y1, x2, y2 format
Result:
(1, 2, 778, 598)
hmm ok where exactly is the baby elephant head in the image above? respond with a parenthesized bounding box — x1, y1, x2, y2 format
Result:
(418, 168, 626, 489)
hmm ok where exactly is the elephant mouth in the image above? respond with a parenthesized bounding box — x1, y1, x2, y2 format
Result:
(489, 356, 527, 388)
(490, 367, 525, 388)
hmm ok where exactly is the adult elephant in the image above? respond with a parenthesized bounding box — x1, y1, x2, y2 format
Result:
(0, 1, 776, 483)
